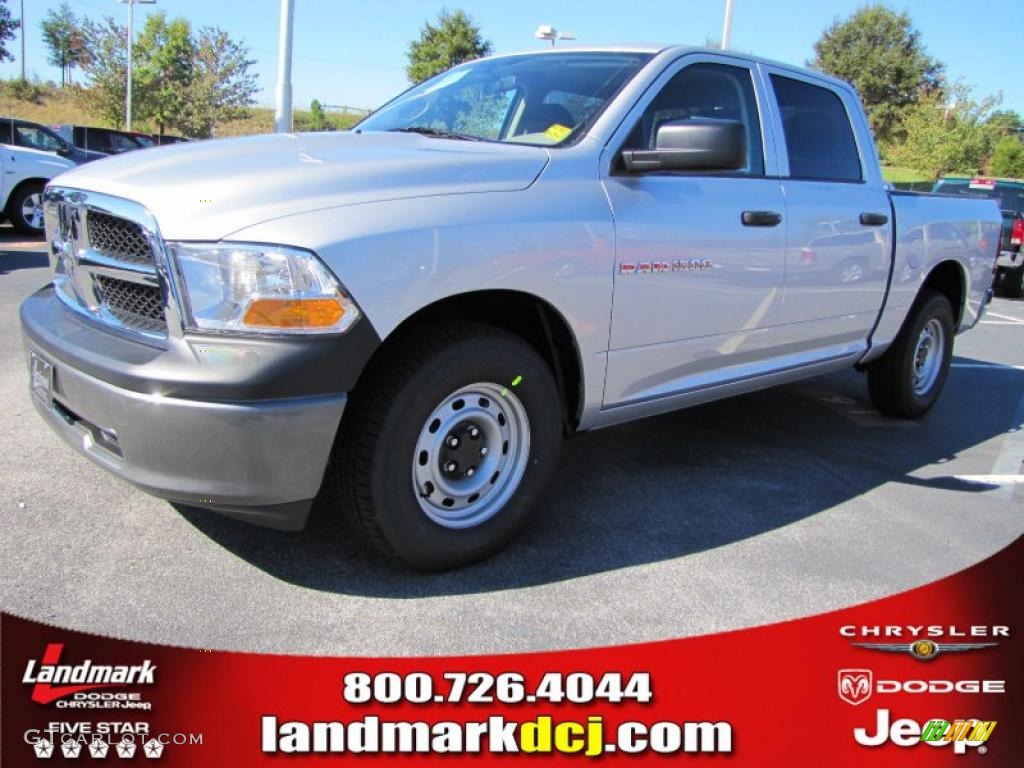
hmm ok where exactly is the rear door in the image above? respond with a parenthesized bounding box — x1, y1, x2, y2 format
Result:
(763, 69, 891, 357)
(601, 54, 787, 407)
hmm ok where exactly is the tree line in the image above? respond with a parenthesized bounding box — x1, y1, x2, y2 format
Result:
(43, 2, 256, 139)
(0, 0, 256, 139)
(808, 5, 1022, 179)
(2, 0, 1022, 173)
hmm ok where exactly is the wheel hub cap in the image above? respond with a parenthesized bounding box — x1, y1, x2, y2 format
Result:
(912, 318, 944, 396)
(412, 382, 530, 529)
(438, 420, 485, 480)
(22, 192, 44, 231)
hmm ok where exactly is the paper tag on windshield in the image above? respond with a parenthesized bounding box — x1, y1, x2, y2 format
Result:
(544, 124, 572, 142)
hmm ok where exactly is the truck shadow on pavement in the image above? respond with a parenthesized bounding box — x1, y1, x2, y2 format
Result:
(178, 358, 1023, 596)
(0, 250, 49, 274)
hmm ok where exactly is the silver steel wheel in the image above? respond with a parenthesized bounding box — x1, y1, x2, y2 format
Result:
(21, 192, 44, 231)
(912, 318, 944, 396)
(839, 261, 863, 284)
(412, 382, 531, 529)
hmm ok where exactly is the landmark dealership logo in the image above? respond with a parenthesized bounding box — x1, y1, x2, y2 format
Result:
(22, 643, 156, 705)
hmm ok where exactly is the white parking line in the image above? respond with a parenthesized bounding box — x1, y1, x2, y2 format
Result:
(980, 320, 1024, 325)
(985, 311, 1024, 324)
(953, 475, 1024, 486)
(975, 388, 1024, 499)
(950, 363, 1024, 370)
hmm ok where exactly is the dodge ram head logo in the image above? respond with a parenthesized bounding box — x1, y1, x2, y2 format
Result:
(838, 669, 873, 706)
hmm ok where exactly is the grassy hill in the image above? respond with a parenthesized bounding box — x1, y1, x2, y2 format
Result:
(881, 165, 933, 189)
(0, 80, 364, 137)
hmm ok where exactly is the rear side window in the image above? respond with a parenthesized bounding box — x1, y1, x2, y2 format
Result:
(770, 75, 862, 182)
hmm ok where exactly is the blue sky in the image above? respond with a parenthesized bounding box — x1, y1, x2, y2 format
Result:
(3, 0, 1021, 115)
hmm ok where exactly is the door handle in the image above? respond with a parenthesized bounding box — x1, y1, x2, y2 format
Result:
(859, 212, 889, 226)
(741, 211, 782, 227)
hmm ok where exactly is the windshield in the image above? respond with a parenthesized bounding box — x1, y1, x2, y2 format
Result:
(934, 180, 1024, 215)
(358, 52, 653, 146)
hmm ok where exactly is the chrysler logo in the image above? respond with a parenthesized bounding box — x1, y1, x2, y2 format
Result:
(851, 640, 998, 660)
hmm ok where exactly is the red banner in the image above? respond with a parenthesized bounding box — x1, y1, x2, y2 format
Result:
(3, 535, 1021, 765)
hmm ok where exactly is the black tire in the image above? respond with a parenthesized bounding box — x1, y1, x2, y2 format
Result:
(7, 182, 46, 236)
(334, 321, 563, 570)
(1000, 266, 1024, 299)
(867, 290, 954, 419)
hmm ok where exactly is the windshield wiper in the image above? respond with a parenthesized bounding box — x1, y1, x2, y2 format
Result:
(387, 126, 488, 142)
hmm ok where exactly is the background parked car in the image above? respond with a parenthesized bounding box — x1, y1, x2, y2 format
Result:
(0, 143, 74, 234)
(0, 117, 99, 164)
(150, 133, 191, 145)
(49, 124, 150, 156)
(933, 176, 1024, 297)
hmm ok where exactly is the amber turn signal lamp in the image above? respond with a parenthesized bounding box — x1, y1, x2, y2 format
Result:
(243, 298, 345, 329)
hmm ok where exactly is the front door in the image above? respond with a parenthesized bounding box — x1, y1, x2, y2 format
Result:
(602, 56, 786, 408)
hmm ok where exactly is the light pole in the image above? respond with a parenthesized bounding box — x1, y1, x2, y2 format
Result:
(721, 0, 735, 50)
(274, 0, 295, 133)
(120, 0, 157, 131)
(534, 25, 576, 47)
(19, 0, 24, 81)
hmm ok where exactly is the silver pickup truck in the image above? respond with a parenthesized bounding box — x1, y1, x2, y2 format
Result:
(21, 46, 1001, 569)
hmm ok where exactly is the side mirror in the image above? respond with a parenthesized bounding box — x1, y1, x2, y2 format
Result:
(621, 118, 746, 173)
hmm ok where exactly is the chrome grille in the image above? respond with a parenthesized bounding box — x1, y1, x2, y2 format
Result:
(47, 189, 171, 342)
(95, 276, 165, 334)
(87, 210, 153, 265)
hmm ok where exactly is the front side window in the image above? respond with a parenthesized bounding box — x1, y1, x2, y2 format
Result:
(621, 62, 765, 175)
(358, 52, 652, 146)
(770, 75, 862, 182)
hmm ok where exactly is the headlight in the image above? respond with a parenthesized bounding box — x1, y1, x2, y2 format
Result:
(167, 243, 360, 334)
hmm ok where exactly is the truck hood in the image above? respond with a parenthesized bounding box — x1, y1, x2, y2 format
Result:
(52, 131, 550, 240)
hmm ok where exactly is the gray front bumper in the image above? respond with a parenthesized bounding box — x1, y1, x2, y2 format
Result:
(21, 288, 350, 530)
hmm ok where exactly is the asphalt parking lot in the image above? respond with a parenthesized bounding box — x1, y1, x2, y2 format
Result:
(2, 232, 1022, 655)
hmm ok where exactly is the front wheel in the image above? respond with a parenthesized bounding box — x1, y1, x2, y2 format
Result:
(867, 290, 954, 418)
(334, 321, 563, 570)
(8, 182, 46, 236)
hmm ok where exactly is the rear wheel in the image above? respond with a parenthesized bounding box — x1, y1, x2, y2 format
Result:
(334, 321, 563, 570)
(867, 290, 954, 418)
(1000, 266, 1024, 299)
(7, 182, 46, 236)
